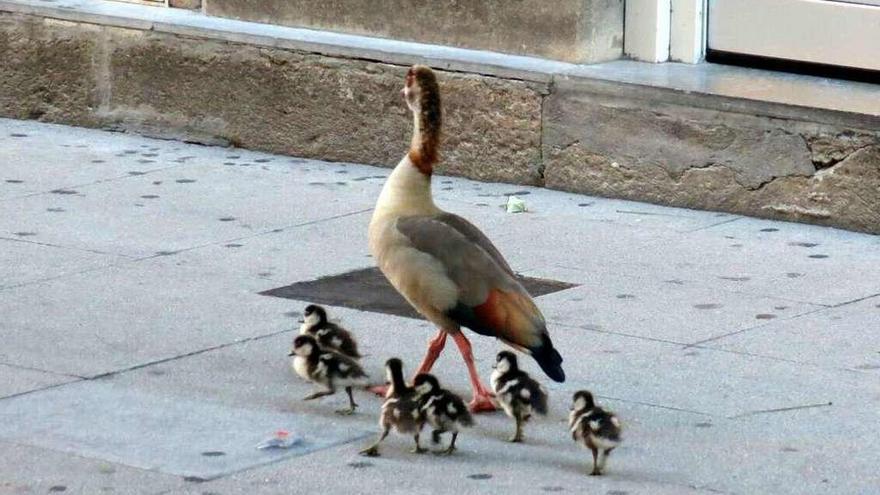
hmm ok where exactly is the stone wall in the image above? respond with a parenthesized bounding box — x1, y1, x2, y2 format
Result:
(1, 11, 878, 234)
(204, 0, 625, 64)
(542, 80, 880, 233)
(0, 13, 545, 185)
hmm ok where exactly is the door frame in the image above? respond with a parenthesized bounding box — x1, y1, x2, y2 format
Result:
(625, 0, 707, 63)
(626, 0, 880, 70)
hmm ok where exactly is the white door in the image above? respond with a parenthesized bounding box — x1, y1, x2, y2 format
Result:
(708, 0, 880, 71)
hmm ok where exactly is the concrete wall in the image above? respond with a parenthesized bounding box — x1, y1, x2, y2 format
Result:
(1, 11, 879, 234)
(204, 0, 625, 64)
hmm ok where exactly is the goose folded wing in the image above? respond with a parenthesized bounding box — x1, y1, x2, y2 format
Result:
(396, 213, 546, 350)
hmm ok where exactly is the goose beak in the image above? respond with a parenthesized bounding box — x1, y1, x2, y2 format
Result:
(288, 350, 295, 356)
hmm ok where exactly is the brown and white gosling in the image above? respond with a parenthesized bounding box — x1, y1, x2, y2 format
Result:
(289, 334, 368, 415)
(413, 373, 474, 455)
(299, 304, 362, 359)
(569, 390, 622, 476)
(359, 358, 425, 456)
(491, 351, 548, 443)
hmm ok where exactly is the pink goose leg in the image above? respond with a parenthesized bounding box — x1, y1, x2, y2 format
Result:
(451, 332, 496, 413)
(415, 330, 448, 375)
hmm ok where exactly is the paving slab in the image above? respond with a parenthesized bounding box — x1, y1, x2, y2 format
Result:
(433, 180, 741, 280)
(0, 254, 294, 376)
(0, 236, 126, 290)
(636, 217, 880, 307)
(0, 440, 184, 495)
(101, 309, 880, 495)
(428, 207, 749, 295)
(470, 213, 679, 278)
(2, 119, 880, 495)
(0, 119, 185, 201)
(437, 178, 743, 233)
(180, 426, 722, 495)
(0, 156, 381, 259)
(0, 380, 372, 481)
(541, 323, 872, 420)
(453, 190, 880, 309)
(92, 325, 713, 494)
(527, 265, 822, 345)
(161, 210, 375, 290)
(705, 295, 880, 371)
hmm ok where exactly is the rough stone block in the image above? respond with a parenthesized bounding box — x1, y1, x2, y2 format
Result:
(0, 14, 100, 126)
(543, 81, 880, 233)
(204, 0, 625, 63)
(169, 0, 201, 8)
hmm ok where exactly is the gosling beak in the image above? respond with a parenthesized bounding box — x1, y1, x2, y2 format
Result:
(288, 350, 295, 356)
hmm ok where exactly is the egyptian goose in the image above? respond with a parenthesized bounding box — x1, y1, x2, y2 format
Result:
(490, 351, 548, 442)
(413, 373, 474, 454)
(368, 65, 565, 412)
(569, 390, 622, 475)
(289, 334, 369, 415)
(299, 304, 362, 359)
(359, 358, 426, 456)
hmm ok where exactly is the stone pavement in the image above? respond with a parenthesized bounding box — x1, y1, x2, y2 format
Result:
(1, 118, 878, 495)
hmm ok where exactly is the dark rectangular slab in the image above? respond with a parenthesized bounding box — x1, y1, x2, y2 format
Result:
(260, 266, 577, 319)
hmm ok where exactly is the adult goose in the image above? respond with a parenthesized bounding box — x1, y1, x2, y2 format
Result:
(368, 65, 565, 412)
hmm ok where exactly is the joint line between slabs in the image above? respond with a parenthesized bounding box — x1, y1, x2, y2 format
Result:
(0, 328, 295, 402)
(711, 286, 832, 309)
(554, 317, 841, 376)
(0, 361, 85, 380)
(728, 401, 833, 419)
(132, 207, 374, 262)
(0, 262, 130, 293)
(830, 291, 880, 309)
(553, 319, 849, 370)
(683, 306, 830, 348)
(0, 164, 185, 204)
(550, 320, 688, 347)
(0, 236, 134, 258)
(0, 379, 87, 402)
(86, 327, 294, 381)
(684, 216, 743, 233)
(595, 394, 716, 418)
